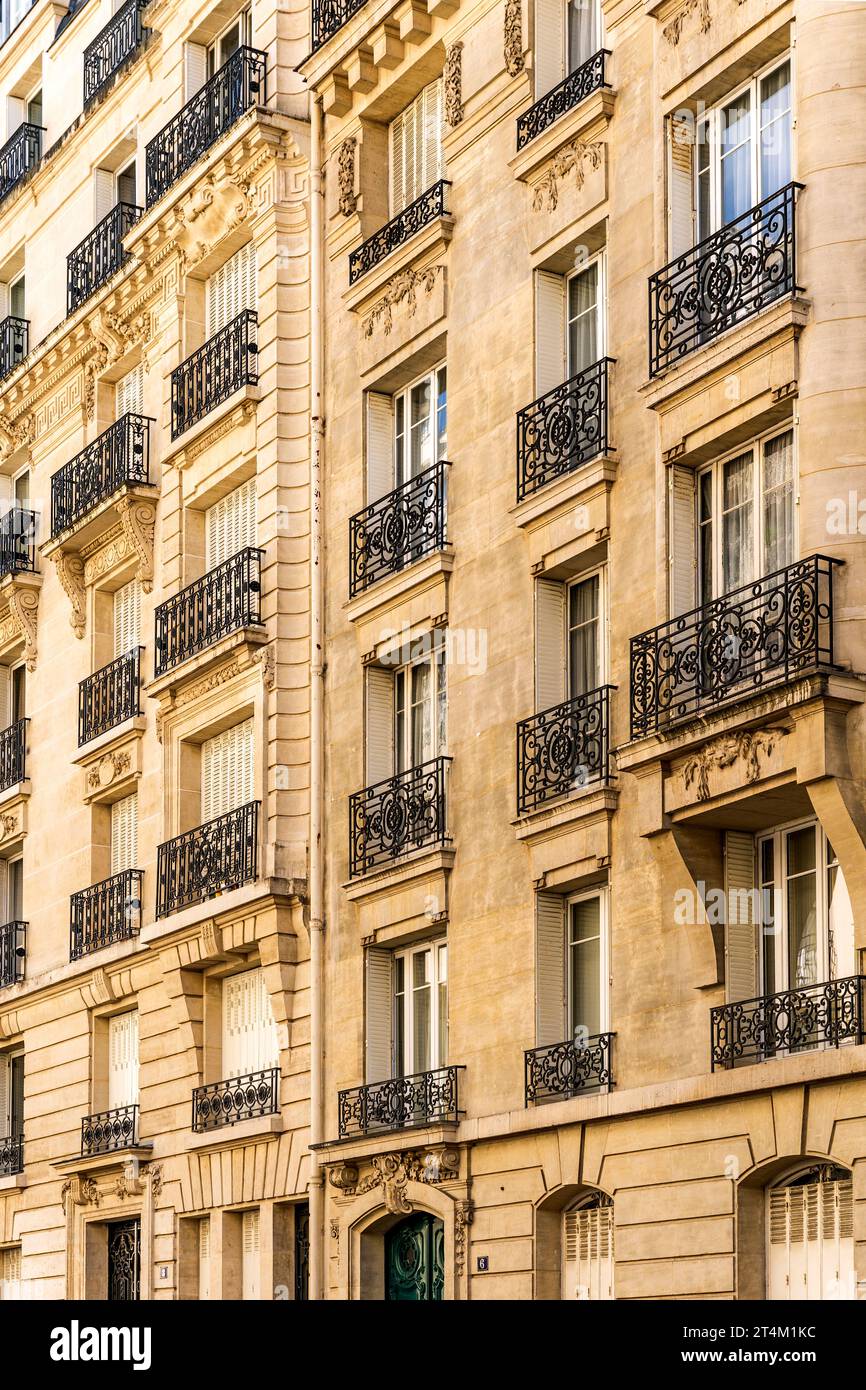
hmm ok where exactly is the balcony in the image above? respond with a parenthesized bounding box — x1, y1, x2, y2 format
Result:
(0, 1133, 22, 1177)
(171, 309, 258, 439)
(84, 0, 150, 106)
(192, 1066, 279, 1133)
(78, 648, 142, 746)
(516, 358, 614, 503)
(81, 1104, 139, 1155)
(525, 1033, 614, 1103)
(0, 508, 36, 579)
(0, 920, 25, 988)
(338, 1066, 463, 1138)
(0, 719, 26, 793)
(154, 547, 262, 677)
(69, 868, 143, 961)
(516, 50, 611, 151)
(349, 756, 450, 878)
(0, 316, 27, 380)
(311, 0, 367, 51)
(0, 122, 42, 205)
(517, 685, 614, 816)
(349, 460, 448, 598)
(145, 47, 267, 207)
(349, 180, 450, 286)
(156, 800, 260, 918)
(629, 555, 841, 739)
(67, 202, 142, 315)
(711, 976, 866, 1070)
(649, 183, 802, 378)
(51, 414, 152, 537)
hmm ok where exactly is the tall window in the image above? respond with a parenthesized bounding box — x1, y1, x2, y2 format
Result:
(535, 569, 604, 712)
(205, 478, 257, 570)
(534, 0, 602, 98)
(535, 256, 605, 397)
(365, 364, 447, 505)
(113, 579, 141, 658)
(2, 854, 22, 923)
(110, 794, 138, 877)
(697, 58, 791, 237)
(207, 8, 251, 78)
(697, 429, 795, 603)
(201, 718, 254, 823)
(107, 1011, 139, 1111)
(116, 363, 144, 418)
(535, 889, 608, 1047)
(389, 80, 443, 216)
(365, 633, 447, 784)
(0, 1050, 23, 1142)
(364, 939, 448, 1083)
(205, 243, 257, 339)
(221, 969, 278, 1079)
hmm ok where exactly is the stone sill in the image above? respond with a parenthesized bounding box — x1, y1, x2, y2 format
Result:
(73, 716, 146, 768)
(344, 215, 454, 314)
(344, 845, 455, 902)
(345, 548, 454, 627)
(0, 778, 30, 809)
(146, 626, 268, 702)
(509, 86, 616, 182)
(139, 876, 304, 949)
(513, 784, 618, 845)
(41, 484, 157, 560)
(162, 387, 259, 470)
(510, 454, 618, 532)
(52, 1144, 153, 1177)
(314, 1120, 459, 1165)
(0, 1170, 26, 1191)
(186, 1111, 284, 1153)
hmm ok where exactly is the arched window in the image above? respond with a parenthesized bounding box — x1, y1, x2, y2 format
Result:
(767, 1163, 853, 1300)
(562, 1190, 613, 1300)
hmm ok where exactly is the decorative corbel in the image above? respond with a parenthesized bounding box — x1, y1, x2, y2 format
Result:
(116, 496, 156, 593)
(6, 578, 39, 670)
(504, 0, 525, 77)
(52, 550, 87, 638)
(444, 41, 464, 127)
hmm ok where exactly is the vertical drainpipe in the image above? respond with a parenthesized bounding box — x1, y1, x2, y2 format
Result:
(308, 88, 326, 1302)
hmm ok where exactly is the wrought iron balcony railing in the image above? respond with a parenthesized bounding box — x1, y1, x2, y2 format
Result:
(145, 46, 267, 206)
(84, 0, 150, 106)
(517, 685, 614, 816)
(649, 183, 802, 377)
(0, 1133, 22, 1177)
(51, 413, 152, 536)
(525, 1033, 614, 1103)
(517, 358, 614, 502)
(517, 49, 611, 151)
(192, 1066, 279, 1132)
(154, 546, 263, 676)
(349, 460, 448, 598)
(171, 309, 258, 438)
(629, 555, 841, 738)
(0, 920, 25, 988)
(69, 868, 143, 961)
(338, 1065, 463, 1138)
(79, 648, 142, 746)
(711, 976, 866, 1070)
(0, 122, 42, 205)
(156, 800, 259, 918)
(0, 719, 27, 793)
(0, 315, 28, 380)
(67, 202, 142, 314)
(349, 756, 450, 878)
(349, 180, 450, 285)
(81, 1104, 139, 1155)
(0, 508, 36, 578)
(311, 0, 367, 50)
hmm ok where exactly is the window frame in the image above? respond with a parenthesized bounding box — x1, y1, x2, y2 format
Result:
(565, 252, 606, 379)
(756, 817, 853, 997)
(392, 937, 448, 1078)
(393, 360, 447, 487)
(393, 630, 447, 773)
(206, 6, 251, 78)
(566, 886, 609, 1039)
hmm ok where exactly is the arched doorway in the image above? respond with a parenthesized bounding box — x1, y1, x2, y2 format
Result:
(767, 1163, 853, 1300)
(562, 1190, 614, 1300)
(385, 1213, 444, 1301)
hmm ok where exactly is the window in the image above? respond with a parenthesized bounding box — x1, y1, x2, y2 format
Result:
(2, 855, 22, 923)
(93, 159, 137, 225)
(535, 255, 605, 396)
(205, 242, 257, 338)
(11, 466, 28, 508)
(2, 271, 24, 321)
(107, 1010, 139, 1111)
(205, 478, 256, 570)
(221, 969, 278, 1079)
(534, 0, 602, 98)
(0, 659, 25, 729)
(117, 162, 136, 207)
(198, 1218, 211, 1300)
(767, 1165, 853, 1301)
(116, 363, 144, 418)
(562, 1191, 613, 1300)
(535, 890, 608, 1047)
(113, 579, 141, 658)
(389, 79, 443, 216)
(365, 364, 446, 505)
(110, 793, 138, 876)
(241, 1208, 260, 1300)
(0, 1050, 23, 1140)
(535, 570, 604, 712)
(0, 1246, 21, 1301)
(184, 9, 251, 98)
(364, 939, 447, 1083)
(201, 718, 254, 823)
(365, 633, 447, 784)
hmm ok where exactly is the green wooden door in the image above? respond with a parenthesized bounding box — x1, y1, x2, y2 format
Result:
(385, 1213, 445, 1300)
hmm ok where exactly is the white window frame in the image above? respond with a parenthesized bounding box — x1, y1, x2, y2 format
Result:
(393, 938, 448, 1078)
(566, 887, 609, 1039)
(566, 252, 606, 379)
(3, 853, 23, 923)
(207, 7, 251, 79)
(565, 566, 606, 698)
(393, 361, 448, 487)
(393, 631, 447, 773)
(756, 817, 853, 999)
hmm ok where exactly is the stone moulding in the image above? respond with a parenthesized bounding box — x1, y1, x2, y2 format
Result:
(444, 42, 464, 127)
(328, 1146, 460, 1214)
(681, 726, 791, 803)
(0, 574, 40, 670)
(337, 136, 357, 216)
(532, 138, 603, 213)
(504, 0, 524, 76)
(361, 264, 442, 339)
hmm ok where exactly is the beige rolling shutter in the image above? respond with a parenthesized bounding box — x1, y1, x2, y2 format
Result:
(205, 479, 257, 570)
(564, 1203, 614, 1300)
(668, 464, 697, 618)
(113, 579, 141, 657)
(0, 1246, 21, 1301)
(365, 666, 395, 785)
(534, 0, 565, 99)
(206, 243, 257, 338)
(198, 1219, 210, 1300)
(0, 1055, 9, 1136)
(535, 270, 567, 398)
(242, 1210, 260, 1300)
(768, 1178, 854, 1301)
(724, 831, 757, 1004)
(184, 41, 208, 100)
(93, 168, 115, 225)
(535, 893, 566, 1046)
(108, 1010, 139, 1109)
(116, 363, 144, 418)
(366, 393, 395, 504)
(365, 947, 393, 1084)
(110, 793, 138, 875)
(201, 718, 254, 822)
(668, 114, 695, 258)
(421, 79, 443, 190)
(535, 578, 566, 712)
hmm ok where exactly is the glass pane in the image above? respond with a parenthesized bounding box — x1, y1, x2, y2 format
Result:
(9, 277, 24, 320)
(568, 575, 599, 695)
(395, 670, 406, 774)
(394, 956, 405, 1076)
(412, 951, 431, 1073)
(436, 367, 447, 460)
(762, 431, 794, 574)
(569, 899, 601, 1038)
(787, 827, 817, 989)
(395, 395, 405, 483)
(760, 839, 776, 996)
(437, 944, 448, 1067)
(760, 62, 791, 198)
(8, 858, 22, 919)
(721, 453, 754, 592)
(411, 661, 432, 765)
(698, 471, 713, 606)
(567, 264, 598, 377)
(436, 641, 447, 755)
(409, 379, 432, 476)
(567, 0, 599, 71)
(720, 91, 753, 223)
(11, 665, 25, 721)
(697, 120, 711, 242)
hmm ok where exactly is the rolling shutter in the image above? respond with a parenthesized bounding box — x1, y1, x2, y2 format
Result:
(110, 794, 138, 875)
(535, 270, 566, 398)
(668, 114, 695, 258)
(535, 578, 566, 712)
(668, 464, 697, 618)
(242, 1210, 260, 1300)
(366, 392, 395, 503)
(222, 969, 278, 1078)
(93, 168, 115, 225)
(0, 1246, 21, 1301)
(534, 0, 565, 99)
(724, 832, 758, 1004)
(563, 1203, 614, 1300)
(768, 1178, 854, 1301)
(113, 579, 141, 657)
(0, 1055, 9, 1136)
(536, 893, 566, 1046)
(205, 479, 257, 570)
(365, 948, 393, 1084)
(206, 243, 257, 338)
(365, 666, 395, 785)
(116, 363, 144, 418)
(201, 718, 254, 822)
(198, 1219, 210, 1300)
(108, 1011, 139, 1109)
(184, 42, 208, 100)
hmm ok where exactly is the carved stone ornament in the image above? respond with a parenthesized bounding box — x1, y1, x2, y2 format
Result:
(85, 311, 153, 421)
(337, 137, 357, 217)
(0, 413, 34, 464)
(504, 0, 524, 77)
(454, 1199, 474, 1276)
(682, 727, 790, 803)
(149, 1164, 163, 1199)
(328, 1147, 459, 1214)
(532, 139, 603, 213)
(362, 265, 442, 339)
(52, 551, 87, 639)
(3, 578, 39, 670)
(86, 750, 133, 794)
(116, 495, 156, 593)
(61, 1175, 101, 1214)
(663, 0, 711, 45)
(177, 173, 257, 275)
(255, 644, 276, 691)
(444, 42, 464, 127)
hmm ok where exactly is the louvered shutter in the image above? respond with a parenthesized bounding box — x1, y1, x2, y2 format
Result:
(93, 168, 115, 225)
(108, 1011, 139, 1109)
(724, 831, 757, 1004)
(366, 393, 395, 503)
(5, 98, 23, 143)
(255, 970, 279, 1072)
(222, 969, 275, 1078)
(242, 1210, 260, 1300)
(422, 80, 443, 190)
(201, 718, 254, 822)
(0, 668, 9, 731)
(668, 114, 695, 258)
(668, 464, 697, 617)
(365, 666, 395, 784)
(564, 1204, 614, 1300)
(389, 107, 405, 216)
(0, 1246, 21, 1301)
(206, 244, 257, 338)
(535, 579, 566, 711)
(184, 42, 208, 100)
(534, 0, 566, 98)
(0, 1055, 9, 1136)
(365, 948, 393, 1083)
(114, 579, 141, 657)
(116, 364, 144, 418)
(768, 1179, 854, 1301)
(198, 1219, 210, 1300)
(536, 893, 566, 1046)
(205, 479, 257, 570)
(110, 794, 138, 875)
(535, 271, 566, 397)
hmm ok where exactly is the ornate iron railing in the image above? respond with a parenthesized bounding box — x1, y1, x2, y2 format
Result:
(84, 0, 150, 105)
(517, 49, 611, 150)
(0, 719, 26, 792)
(349, 460, 448, 597)
(0, 508, 36, 578)
(78, 648, 142, 746)
(525, 1033, 614, 1103)
(171, 309, 258, 438)
(0, 122, 42, 204)
(192, 1066, 279, 1132)
(312, 0, 367, 50)
(81, 1104, 139, 1155)
(338, 1066, 463, 1137)
(51, 413, 152, 536)
(517, 358, 614, 502)
(69, 868, 143, 961)
(0, 920, 25, 988)
(349, 180, 450, 285)
(145, 47, 267, 206)
(67, 202, 142, 313)
(711, 976, 866, 1070)
(349, 756, 450, 878)
(154, 546, 263, 675)
(0, 1133, 22, 1177)
(629, 555, 841, 738)
(517, 685, 614, 815)
(0, 316, 28, 379)
(649, 183, 802, 377)
(156, 800, 259, 918)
